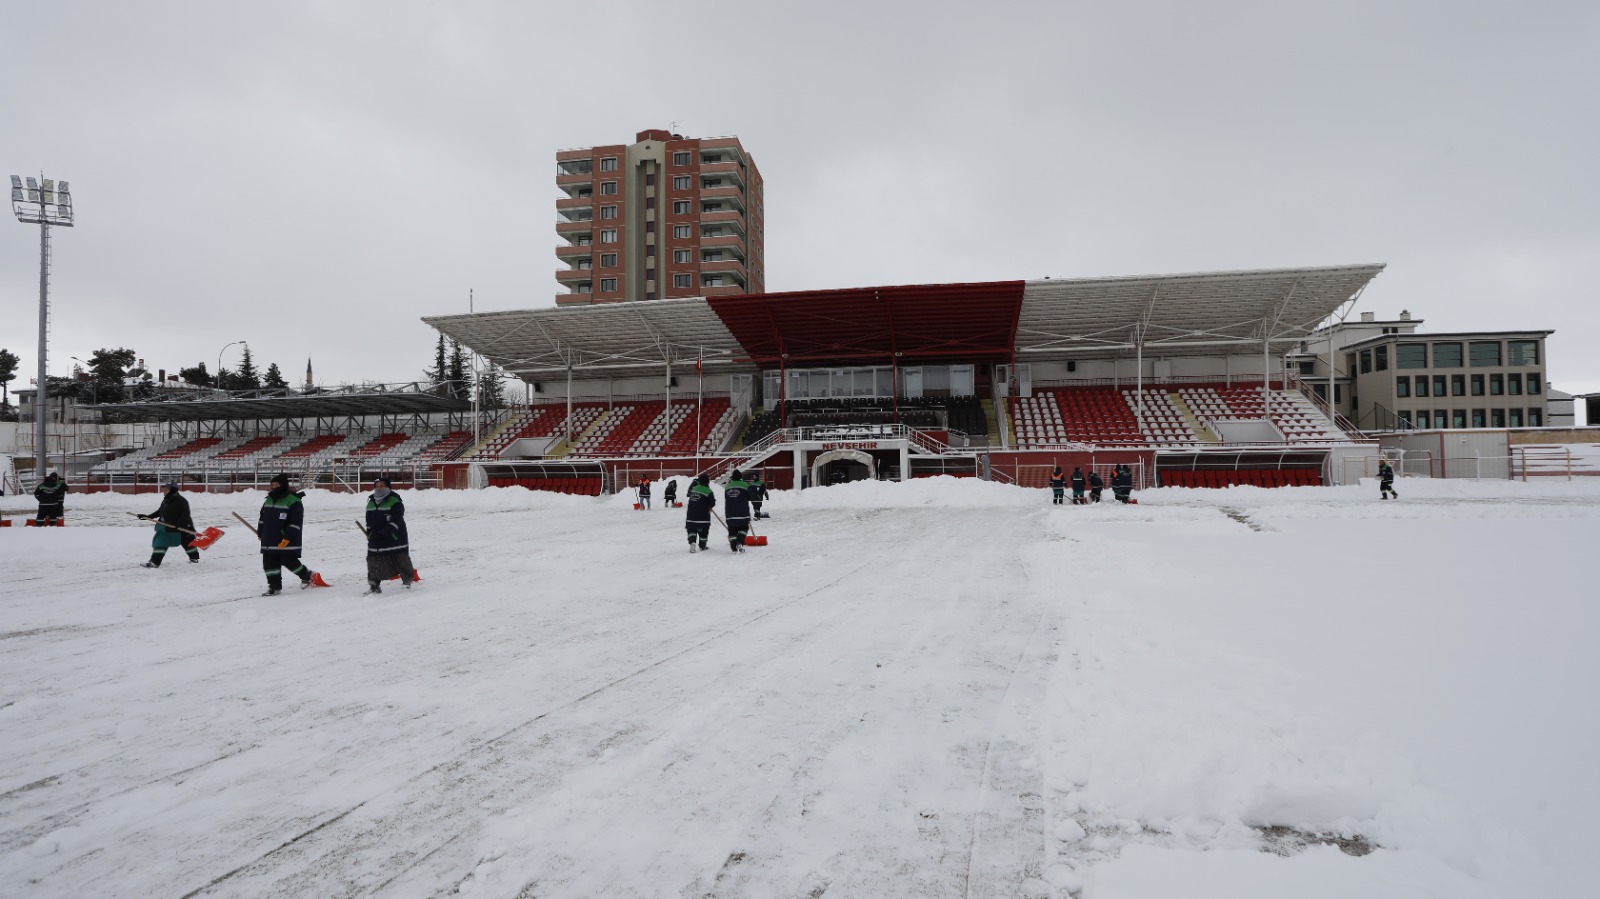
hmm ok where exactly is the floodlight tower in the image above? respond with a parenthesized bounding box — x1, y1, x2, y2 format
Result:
(10, 175, 74, 478)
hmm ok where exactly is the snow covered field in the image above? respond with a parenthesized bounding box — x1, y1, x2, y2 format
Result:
(2, 477, 1597, 898)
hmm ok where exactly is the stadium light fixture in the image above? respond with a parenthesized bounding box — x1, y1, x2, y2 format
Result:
(11, 174, 74, 479)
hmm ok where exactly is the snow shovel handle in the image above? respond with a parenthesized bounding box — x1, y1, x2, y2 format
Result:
(230, 511, 260, 536)
(710, 509, 729, 533)
(355, 520, 368, 536)
(125, 511, 202, 537)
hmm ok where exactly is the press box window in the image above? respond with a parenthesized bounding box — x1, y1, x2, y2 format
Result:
(1395, 343, 1429, 368)
(1470, 342, 1501, 367)
(1432, 342, 1463, 367)
(1508, 340, 1539, 366)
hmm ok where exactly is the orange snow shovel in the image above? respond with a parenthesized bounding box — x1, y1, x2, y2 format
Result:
(712, 509, 766, 547)
(128, 512, 225, 549)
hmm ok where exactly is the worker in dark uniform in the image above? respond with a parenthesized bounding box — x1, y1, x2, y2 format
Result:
(138, 480, 200, 567)
(1070, 467, 1087, 504)
(1048, 466, 1067, 505)
(724, 469, 752, 552)
(1378, 459, 1398, 500)
(749, 472, 769, 519)
(684, 474, 715, 552)
(1087, 470, 1104, 503)
(34, 471, 68, 525)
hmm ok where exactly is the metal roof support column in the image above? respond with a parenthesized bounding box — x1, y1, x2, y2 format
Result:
(565, 364, 573, 445)
(885, 294, 899, 425)
(1262, 337, 1271, 422)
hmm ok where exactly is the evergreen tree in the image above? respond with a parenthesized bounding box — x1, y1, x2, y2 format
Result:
(0, 347, 18, 407)
(262, 362, 289, 390)
(447, 339, 468, 399)
(86, 347, 137, 403)
(477, 368, 506, 409)
(426, 334, 447, 385)
(236, 345, 261, 390)
(179, 363, 213, 388)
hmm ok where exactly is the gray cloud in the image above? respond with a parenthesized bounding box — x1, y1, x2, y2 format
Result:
(3, 0, 1596, 395)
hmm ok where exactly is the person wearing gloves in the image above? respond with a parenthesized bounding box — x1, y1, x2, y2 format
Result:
(257, 472, 327, 595)
(663, 477, 679, 508)
(138, 481, 200, 567)
(1048, 466, 1067, 505)
(364, 476, 413, 594)
(723, 469, 752, 553)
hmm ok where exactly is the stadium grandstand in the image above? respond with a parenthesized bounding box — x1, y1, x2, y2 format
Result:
(68, 263, 1385, 494)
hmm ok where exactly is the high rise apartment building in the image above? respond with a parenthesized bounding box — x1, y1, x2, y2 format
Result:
(555, 129, 764, 306)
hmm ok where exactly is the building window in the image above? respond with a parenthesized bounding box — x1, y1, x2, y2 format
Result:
(645, 268, 655, 280)
(600, 206, 617, 219)
(600, 253, 617, 267)
(599, 278, 617, 292)
(1434, 410, 1447, 429)
(702, 203, 723, 213)
(1529, 408, 1542, 426)
(599, 157, 618, 172)
(1527, 372, 1541, 394)
(1470, 341, 1501, 367)
(645, 221, 655, 232)
(1491, 409, 1505, 427)
(1397, 411, 1412, 429)
(1396, 343, 1426, 368)
(1472, 409, 1486, 428)
(645, 197, 655, 209)
(673, 249, 691, 263)
(600, 181, 618, 195)
(673, 201, 691, 214)
(1433, 375, 1446, 398)
(1508, 340, 1539, 366)
(704, 226, 724, 237)
(673, 274, 691, 288)
(702, 178, 723, 189)
(1490, 373, 1503, 395)
(702, 251, 723, 262)
(573, 235, 592, 246)
(1451, 374, 1465, 396)
(645, 173, 655, 186)
(702, 276, 725, 287)
(1360, 350, 1372, 374)
(673, 225, 691, 239)
(673, 151, 691, 166)
(673, 176, 691, 190)
(1396, 378, 1410, 398)
(645, 245, 655, 256)
(600, 229, 618, 243)
(1452, 409, 1467, 429)
(1432, 342, 1463, 367)
(1471, 374, 1484, 396)
(1375, 346, 1389, 371)
(1298, 360, 1316, 376)
(1509, 409, 1524, 428)
(646, 292, 656, 301)
(1414, 376, 1428, 398)
(1507, 373, 1522, 395)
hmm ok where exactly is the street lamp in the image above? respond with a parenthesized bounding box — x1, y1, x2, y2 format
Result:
(10, 174, 74, 479)
(218, 340, 246, 391)
(70, 356, 98, 406)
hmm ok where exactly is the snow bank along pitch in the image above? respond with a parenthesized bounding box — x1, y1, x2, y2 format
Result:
(1, 478, 1596, 898)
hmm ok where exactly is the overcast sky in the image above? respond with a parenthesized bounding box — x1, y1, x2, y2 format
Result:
(3, 0, 1596, 399)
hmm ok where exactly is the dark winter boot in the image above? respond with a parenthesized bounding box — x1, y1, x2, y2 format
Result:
(141, 561, 159, 569)
(366, 581, 382, 595)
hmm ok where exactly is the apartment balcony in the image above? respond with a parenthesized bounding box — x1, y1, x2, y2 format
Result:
(555, 268, 593, 284)
(699, 161, 744, 184)
(556, 219, 593, 238)
(699, 258, 747, 282)
(557, 169, 592, 189)
(700, 208, 744, 226)
(700, 284, 748, 298)
(700, 232, 744, 251)
(700, 185, 744, 205)
(699, 139, 744, 161)
(556, 196, 593, 213)
(556, 245, 591, 262)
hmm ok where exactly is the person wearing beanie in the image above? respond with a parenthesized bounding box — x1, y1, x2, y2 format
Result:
(684, 473, 715, 552)
(257, 473, 326, 595)
(723, 469, 751, 553)
(138, 481, 200, 567)
(1070, 467, 1087, 505)
(364, 476, 413, 594)
(748, 472, 769, 519)
(1048, 465, 1067, 505)
(34, 471, 68, 525)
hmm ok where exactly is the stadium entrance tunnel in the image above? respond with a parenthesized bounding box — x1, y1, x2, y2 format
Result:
(812, 449, 875, 487)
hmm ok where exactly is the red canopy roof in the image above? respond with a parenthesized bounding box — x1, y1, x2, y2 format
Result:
(707, 281, 1025, 367)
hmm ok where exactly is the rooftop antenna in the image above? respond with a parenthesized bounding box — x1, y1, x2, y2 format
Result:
(11, 172, 75, 480)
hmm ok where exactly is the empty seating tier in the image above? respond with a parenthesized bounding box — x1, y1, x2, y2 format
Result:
(1161, 468, 1323, 488)
(150, 437, 224, 460)
(212, 436, 284, 461)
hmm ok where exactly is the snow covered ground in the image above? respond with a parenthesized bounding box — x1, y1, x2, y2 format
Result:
(2, 476, 1597, 898)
